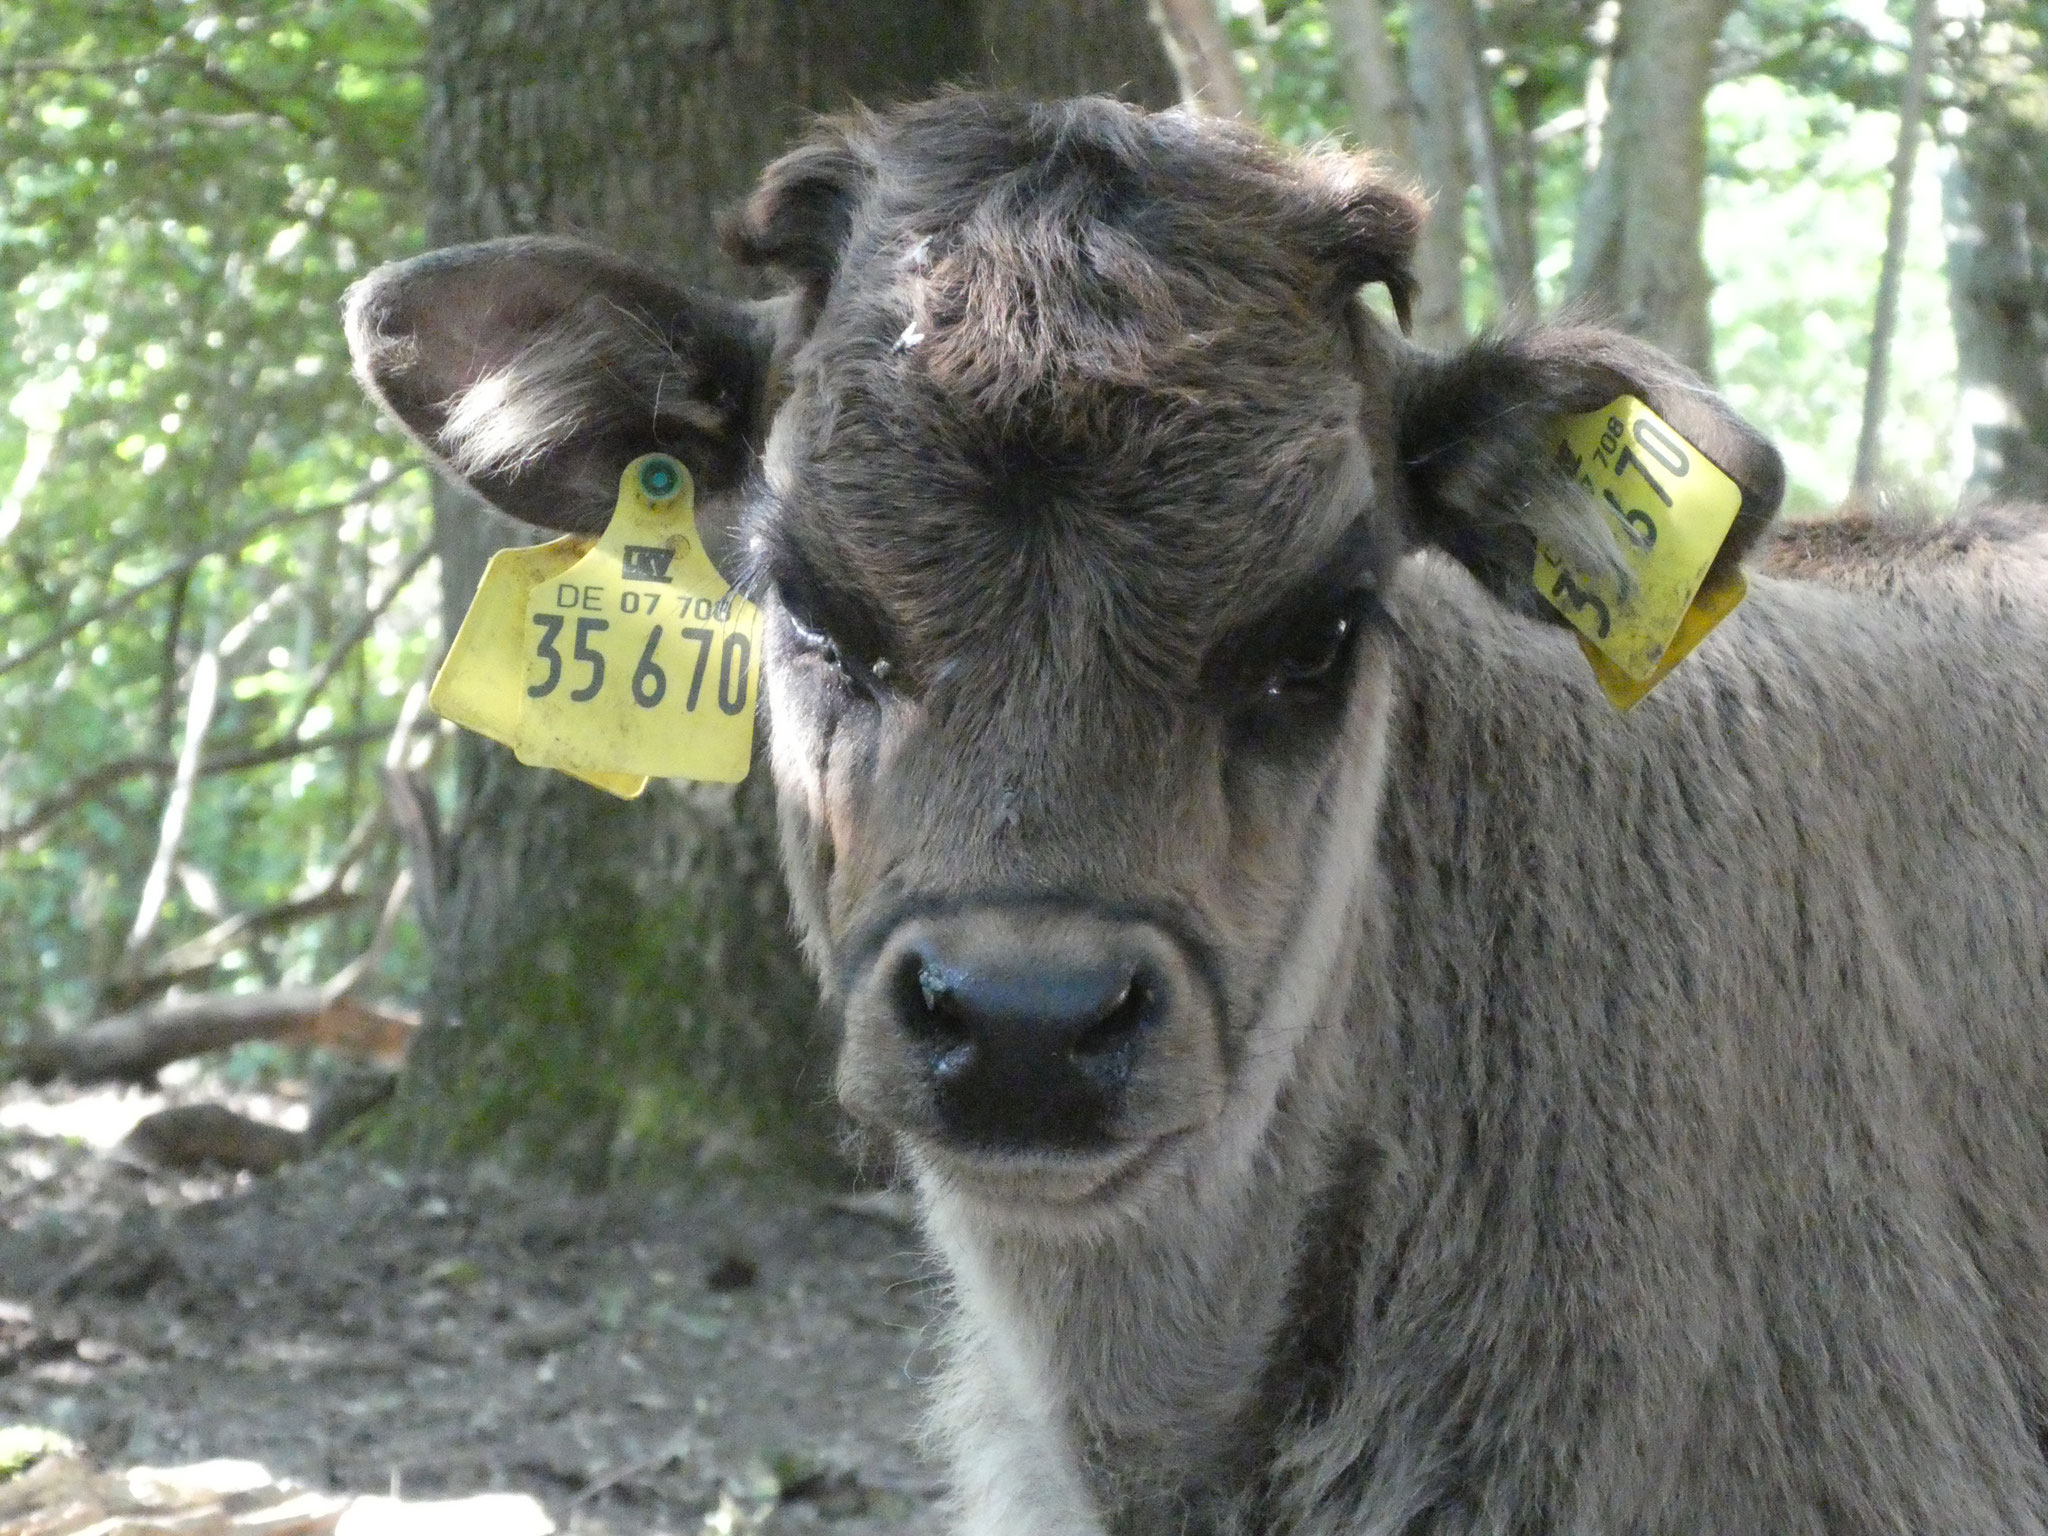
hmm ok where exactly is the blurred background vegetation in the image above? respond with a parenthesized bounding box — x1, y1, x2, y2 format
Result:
(3, 0, 2044, 1180)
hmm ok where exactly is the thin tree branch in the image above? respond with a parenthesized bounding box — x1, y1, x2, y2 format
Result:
(150, 568, 193, 759)
(281, 543, 434, 740)
(1853, 0, 1939, 492)
(380, 675, 445, 928)
(193, 59, 326, 142)
(151, 108, 291, 133)
(3, 50, 354, 147)
(112, 885, 369, 1006)
(109, 785, 401, 1011)
(0, 723, 395, 853)
(324, 868, 414, 999)
(218, 582, 298, 662)
(2, 56, 172, 76)
(0, 485, 386, 682)
(123, 646, 222, 963)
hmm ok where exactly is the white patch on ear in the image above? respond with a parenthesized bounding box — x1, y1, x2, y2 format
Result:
(433, 297, 721, 483)
(1511, 469, 1628, 589)
(436, 329, 611, 479)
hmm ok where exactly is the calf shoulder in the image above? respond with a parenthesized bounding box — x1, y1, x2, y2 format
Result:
(1277, 551, 2048, 1532)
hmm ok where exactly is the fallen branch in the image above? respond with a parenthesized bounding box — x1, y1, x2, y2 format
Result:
(120, 1102, 308, 1174)
(12, 990, 418, 1086)
(111, 884, 368, 1008)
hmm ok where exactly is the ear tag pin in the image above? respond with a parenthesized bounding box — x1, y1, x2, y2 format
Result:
(1531, 395, 1746, 710)
(428, 455, 763, 797)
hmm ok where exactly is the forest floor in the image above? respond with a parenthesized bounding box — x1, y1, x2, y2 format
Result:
(0, 1076, 949, 1534)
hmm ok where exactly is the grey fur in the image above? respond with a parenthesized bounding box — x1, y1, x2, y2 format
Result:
(343, 94, 2048, 1535)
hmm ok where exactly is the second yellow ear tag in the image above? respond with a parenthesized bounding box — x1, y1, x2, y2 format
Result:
(1532, 396, 1745, 710)
(428, 455, 763, 797)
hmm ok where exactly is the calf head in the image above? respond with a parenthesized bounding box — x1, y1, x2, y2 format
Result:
(347, 96, 1784, 1221)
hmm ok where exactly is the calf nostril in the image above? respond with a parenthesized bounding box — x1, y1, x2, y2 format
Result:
(1066, 976, 1153, 1096)
(896, 954, 972, 1056)
(1068, 978, 1150, 1060)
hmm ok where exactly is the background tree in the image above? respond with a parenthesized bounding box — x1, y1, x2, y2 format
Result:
(1566, 0, 1736, 374)
(1944, 0, 2048, 503)
(1852, 0, 1939, 493)
(402, 0, 1178, 1178)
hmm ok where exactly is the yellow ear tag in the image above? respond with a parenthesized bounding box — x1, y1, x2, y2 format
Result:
(429, 535, 648, 798)
(1531, 396, 1746, 710)
(427, 454, 762, 798)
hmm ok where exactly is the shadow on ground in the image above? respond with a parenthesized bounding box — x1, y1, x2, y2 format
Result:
(0, 1082, 945, 1535)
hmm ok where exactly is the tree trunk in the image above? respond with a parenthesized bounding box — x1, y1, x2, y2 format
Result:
(1405, 0, 1476, 346)
(1326, 0, 1418, 167)
(1459, 3, 1535, 309)
(406, 0, 1174, 1180)
(1945, 9, 2048, 504)
(981, 0, 1181, 104)
(1567, 0, 1733, 376)
(1852, 0, 1940, 494)
(1146, 0, 1250, 116)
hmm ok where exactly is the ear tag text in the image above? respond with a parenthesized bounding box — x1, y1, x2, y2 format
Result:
(428, 455, 762, 798)
(1532, 396, 1745, 710)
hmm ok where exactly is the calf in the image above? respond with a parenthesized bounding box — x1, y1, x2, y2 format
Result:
(346, 96, 2048, 1535)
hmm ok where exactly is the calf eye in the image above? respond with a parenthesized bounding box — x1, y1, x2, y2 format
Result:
(1253, 595, 1376, 702)
(1261, 609, 1355, 697)
(773, 574, 891, 699)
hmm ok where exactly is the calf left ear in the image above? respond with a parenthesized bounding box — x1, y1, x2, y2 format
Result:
(344, 237, 782, 534)
(1395, 327, 1786, 613)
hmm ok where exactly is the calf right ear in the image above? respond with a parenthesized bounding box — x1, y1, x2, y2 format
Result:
(1395, 326, 1787, 617)
(343, 237, 782, 534)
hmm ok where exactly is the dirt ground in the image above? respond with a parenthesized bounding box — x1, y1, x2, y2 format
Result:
(0, 1078, 949, 1534)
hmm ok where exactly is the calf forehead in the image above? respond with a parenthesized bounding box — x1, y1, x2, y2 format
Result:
(743, 97, 1419, 695)
(767, 364, 1382, 695)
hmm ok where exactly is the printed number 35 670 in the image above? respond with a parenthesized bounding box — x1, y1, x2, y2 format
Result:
(527, 615, 752, 715)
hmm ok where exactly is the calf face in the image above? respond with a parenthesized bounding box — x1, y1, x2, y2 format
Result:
(346, 95, 1784, 1218)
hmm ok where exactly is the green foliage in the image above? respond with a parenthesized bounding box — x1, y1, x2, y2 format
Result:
(0, 0, 433, 1037)
(1228, 0, 1963, 511)
(1706, 72, 1957, 511)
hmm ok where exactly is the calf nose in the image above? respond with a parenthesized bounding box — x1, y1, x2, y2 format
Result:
(893, 948, 1157, 1151)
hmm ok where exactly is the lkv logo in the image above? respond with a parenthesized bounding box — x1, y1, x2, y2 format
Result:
(621, 545, 676, 584)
